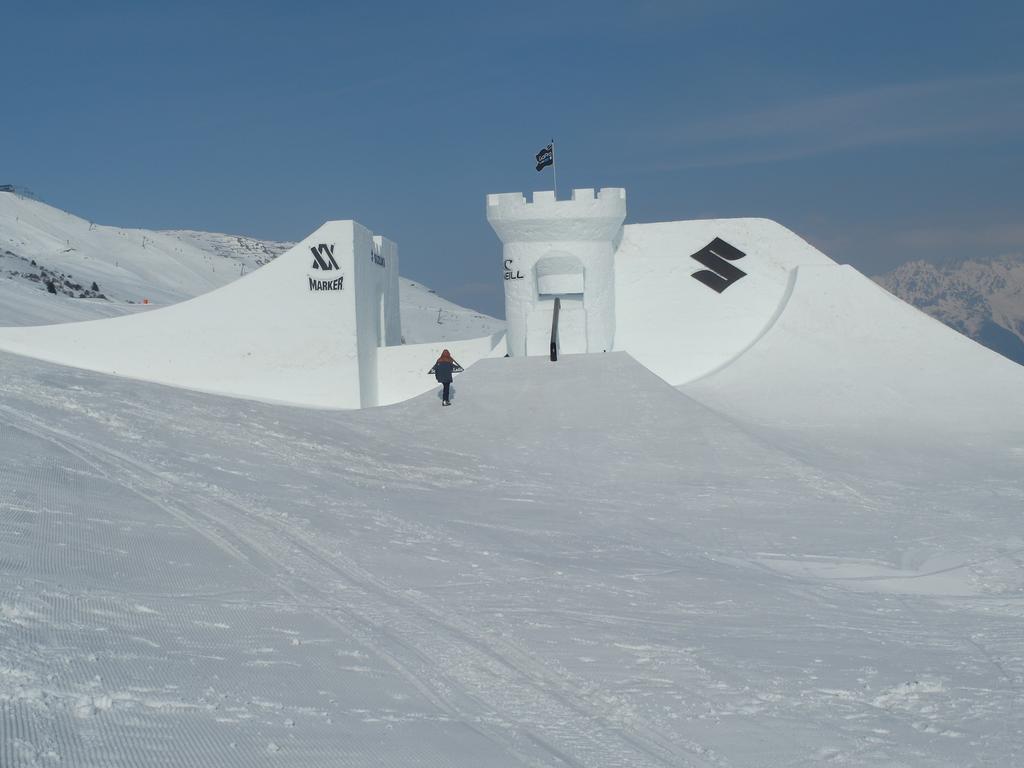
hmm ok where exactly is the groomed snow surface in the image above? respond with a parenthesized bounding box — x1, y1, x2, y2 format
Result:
(3, 348, 1024, 766)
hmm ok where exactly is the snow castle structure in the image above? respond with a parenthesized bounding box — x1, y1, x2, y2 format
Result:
(6, 184, 1021, 416)
(487, 188, 626, 357)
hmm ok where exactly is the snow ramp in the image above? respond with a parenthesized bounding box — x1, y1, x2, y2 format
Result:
(0, 220, 503, 408)
(613, 217, 834, 384)
(391, 350, 701, 436)
(606, 216, 1024, 437)
(682, 263, 1024, 436)
(0, 221, 400, 407)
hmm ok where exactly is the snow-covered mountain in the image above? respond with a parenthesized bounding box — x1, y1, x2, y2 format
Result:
(874, 254, 1024, 365)
(0, 190, 503, 342)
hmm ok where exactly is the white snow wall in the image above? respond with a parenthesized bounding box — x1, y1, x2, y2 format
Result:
(0, 220, 401, 408)
(356, 234, 402, 406)
(487, 189, 626, 357)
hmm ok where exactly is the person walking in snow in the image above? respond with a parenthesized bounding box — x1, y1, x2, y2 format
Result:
(428, 349, 463, 406)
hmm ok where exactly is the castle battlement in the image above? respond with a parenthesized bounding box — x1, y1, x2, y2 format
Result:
(486, 188, 626, 244)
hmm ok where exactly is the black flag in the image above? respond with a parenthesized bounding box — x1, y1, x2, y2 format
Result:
(535, 143, 553, 172)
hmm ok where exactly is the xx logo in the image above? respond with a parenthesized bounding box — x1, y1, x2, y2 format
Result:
(689, 237, 747, 293)
(310, 243, 339, 271)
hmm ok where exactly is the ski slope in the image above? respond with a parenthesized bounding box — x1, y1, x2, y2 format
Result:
(0, 193, 288, 312)
(1, 351, 1022, 767)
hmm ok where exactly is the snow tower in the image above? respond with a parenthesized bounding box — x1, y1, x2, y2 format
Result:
(487, 188, 626, 357)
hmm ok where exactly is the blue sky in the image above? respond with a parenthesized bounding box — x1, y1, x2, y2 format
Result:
(4, 0, 1022, 316)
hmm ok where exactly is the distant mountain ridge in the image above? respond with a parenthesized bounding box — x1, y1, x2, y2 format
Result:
(874, 254, 1024, 366)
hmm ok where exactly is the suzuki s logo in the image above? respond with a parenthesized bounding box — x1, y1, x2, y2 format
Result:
(310, 243, 339, 271)
(689, 237, 747, 293)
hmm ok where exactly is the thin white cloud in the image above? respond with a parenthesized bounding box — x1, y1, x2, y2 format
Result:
(660, 72, 1024, 169)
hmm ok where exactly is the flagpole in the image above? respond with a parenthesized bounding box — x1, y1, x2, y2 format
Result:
(551, 138, 557, 200)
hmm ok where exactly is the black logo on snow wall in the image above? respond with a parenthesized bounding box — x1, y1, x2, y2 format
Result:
(689, 238, 747, 293)
(308, 243, 344, 291)
(311, 243, 340, 271)
(503, 259, 524, 280)
(309, 276, 344, 291)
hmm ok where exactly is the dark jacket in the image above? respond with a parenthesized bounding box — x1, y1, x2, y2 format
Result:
(429, 360, 463, 383)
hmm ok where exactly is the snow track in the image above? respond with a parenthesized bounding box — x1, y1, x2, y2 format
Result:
(0, 358, 723, 766)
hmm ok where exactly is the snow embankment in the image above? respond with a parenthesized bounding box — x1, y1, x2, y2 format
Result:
(684, 263, 1024, 437)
